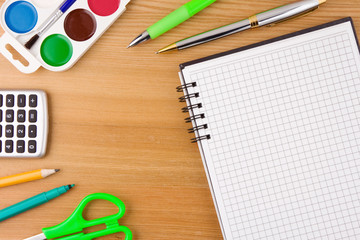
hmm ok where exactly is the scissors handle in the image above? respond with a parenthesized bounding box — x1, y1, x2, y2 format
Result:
(43, 193, 132, 240)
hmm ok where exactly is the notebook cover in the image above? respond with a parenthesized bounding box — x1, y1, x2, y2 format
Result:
(178, 17, 360, 239)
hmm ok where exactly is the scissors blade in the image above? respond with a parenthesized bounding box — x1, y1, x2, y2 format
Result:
(23, 233, 47, 240)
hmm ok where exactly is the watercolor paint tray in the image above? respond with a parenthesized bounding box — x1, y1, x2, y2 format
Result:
(0, 0, 130, 73)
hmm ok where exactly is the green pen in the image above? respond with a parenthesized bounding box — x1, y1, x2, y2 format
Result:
(0, 184, 74, 222)
(128, 0, 217, 48)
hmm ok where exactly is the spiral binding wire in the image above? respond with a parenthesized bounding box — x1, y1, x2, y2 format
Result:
(182, 103, 202, 113)
(179, 93, 199, 102)
(191, 135, 211, 143)
(176, 82, 197, 92)
(188, 124, 208, 133)
(178, 81, 210, 143)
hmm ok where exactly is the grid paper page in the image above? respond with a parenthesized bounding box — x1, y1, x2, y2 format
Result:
(181, 20, 360, 240)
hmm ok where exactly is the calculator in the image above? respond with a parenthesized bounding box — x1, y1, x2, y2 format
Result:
(0, 90, 48, 158)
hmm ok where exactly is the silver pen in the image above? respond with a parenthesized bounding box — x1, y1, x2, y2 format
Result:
(156, 0, 326, 54)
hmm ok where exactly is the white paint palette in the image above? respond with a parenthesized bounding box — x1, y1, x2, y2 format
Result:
(0, 0, 131, 73)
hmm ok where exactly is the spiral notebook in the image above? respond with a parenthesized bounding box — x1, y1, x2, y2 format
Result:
(178, 18, 360, 240)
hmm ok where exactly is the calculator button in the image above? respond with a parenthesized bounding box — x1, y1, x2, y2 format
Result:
(28, 125, 37, 138)
(0, 94, 2, 107)
(6, 95, 14, 107)
(0, 140, 1, 153)
(0, 110, 2, 122)
(28, 140, 36, 153)
(0, 125, 2, 137)
(17, 125, 25, 138)
(17, 110, 26, 123)
(17, 140, 25, 153)
(5, 140, 13, 153)
(29, 95, 37, 107)
(5, 125, 14, 138)
(18, 95, 26, 107)
(29, 110, 37, 123)
(6, 110, 14, 122)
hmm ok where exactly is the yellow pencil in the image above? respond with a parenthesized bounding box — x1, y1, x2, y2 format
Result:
(0, 169, 60, 188)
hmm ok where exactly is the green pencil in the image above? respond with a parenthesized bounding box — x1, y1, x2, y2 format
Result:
(128, 0, 217, 47)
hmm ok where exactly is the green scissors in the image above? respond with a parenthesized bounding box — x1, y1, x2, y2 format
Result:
(24, 193, 132, 240)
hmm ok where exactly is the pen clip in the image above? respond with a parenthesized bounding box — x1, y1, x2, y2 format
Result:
(266, 7, 319, 27)
(253, 0, 324, 29)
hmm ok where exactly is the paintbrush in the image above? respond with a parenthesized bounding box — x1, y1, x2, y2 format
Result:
(25, 0, 77, 49)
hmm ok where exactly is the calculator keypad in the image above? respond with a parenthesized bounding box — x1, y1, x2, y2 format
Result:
(0, 91, 48, 158)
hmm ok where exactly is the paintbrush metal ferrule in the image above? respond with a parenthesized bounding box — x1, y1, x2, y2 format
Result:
(38, 10, 63, 37)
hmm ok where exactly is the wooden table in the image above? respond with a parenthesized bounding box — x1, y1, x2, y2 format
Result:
(0, 0, 359, 239)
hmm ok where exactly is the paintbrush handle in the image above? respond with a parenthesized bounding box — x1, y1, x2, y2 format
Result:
(60, 0, 77, 13)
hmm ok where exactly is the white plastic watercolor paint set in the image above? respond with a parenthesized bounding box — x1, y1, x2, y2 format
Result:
(0, 0, 131, 73)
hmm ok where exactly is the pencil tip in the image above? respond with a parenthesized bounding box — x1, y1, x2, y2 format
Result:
(55, 169, 60, 172)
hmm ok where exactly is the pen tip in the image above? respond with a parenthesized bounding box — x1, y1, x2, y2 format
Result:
(128, 31, 151, 48)
(55, 169, 60, 172)
(68, 184, 75, 189)
(156, 43, 177, 54)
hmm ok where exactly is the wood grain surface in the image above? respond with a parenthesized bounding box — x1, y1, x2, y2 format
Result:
(0, 0, 359, 239)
